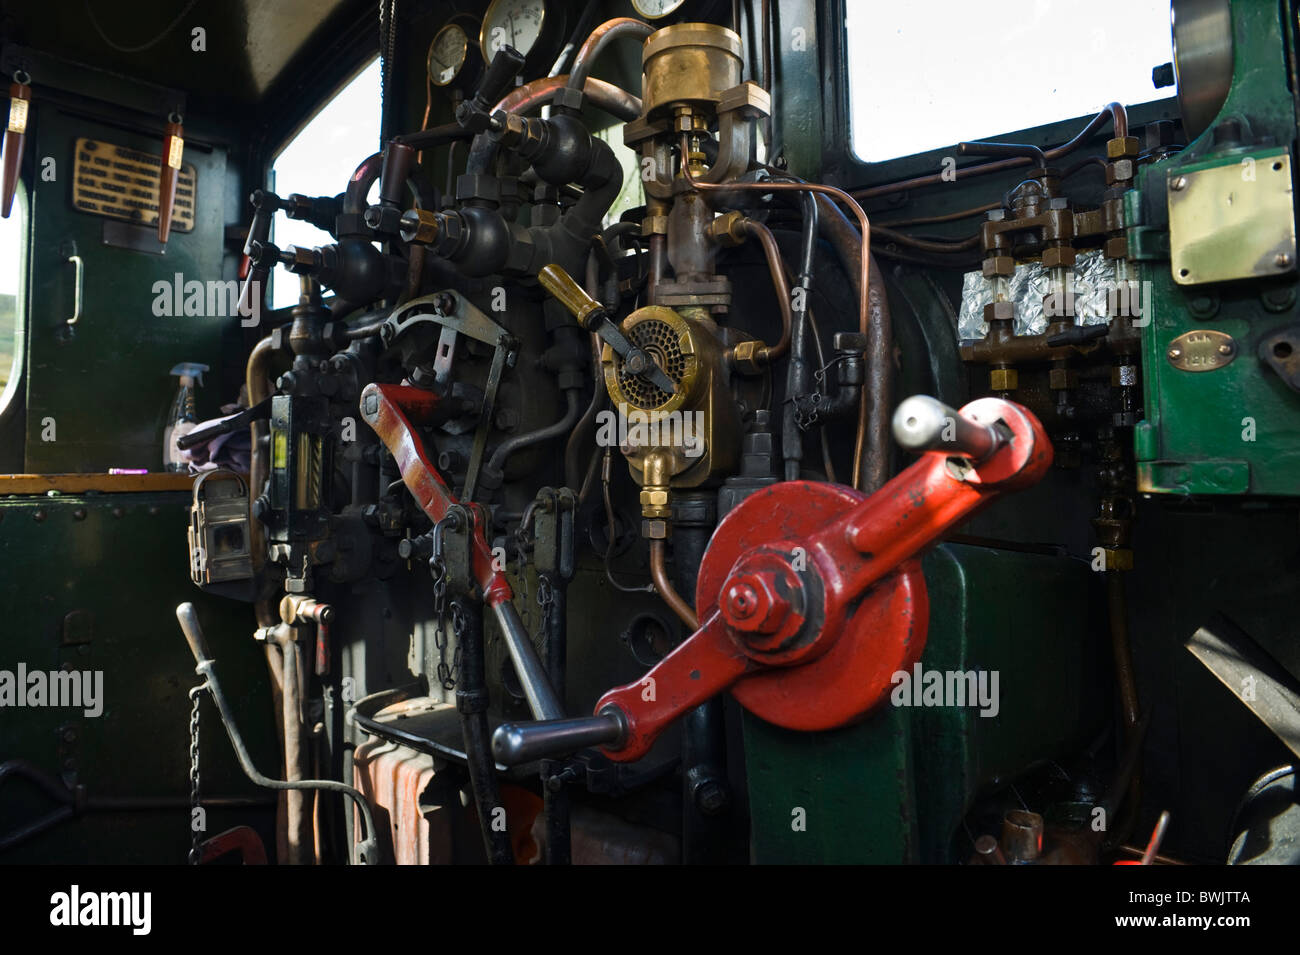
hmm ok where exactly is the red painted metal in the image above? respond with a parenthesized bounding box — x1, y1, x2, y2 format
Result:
(594, 398, 1051, 762)
(199, 825, 268, 865)
(361, 382, 513, 607)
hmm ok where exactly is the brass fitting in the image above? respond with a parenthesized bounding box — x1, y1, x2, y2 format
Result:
(1106, 136, 1140, 159)
(707, 210, 748, 248)
(640, 450, 673, 539)
(989, 367, 1019, 391)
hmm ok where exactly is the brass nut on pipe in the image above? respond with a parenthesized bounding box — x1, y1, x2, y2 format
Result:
(728, 339, 767, 375)
(707, 210, 747, 247)
(399, 208, 442, 245)
(989, 367, 1019, 391)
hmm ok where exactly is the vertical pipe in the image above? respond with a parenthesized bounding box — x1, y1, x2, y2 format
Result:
(541, 580, 571, 865)
(456, 598, 514, 864)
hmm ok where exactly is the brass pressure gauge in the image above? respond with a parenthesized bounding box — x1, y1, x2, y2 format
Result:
(632, 0, 688, 18)
(479, 0, 563, 76)
(428, 18, 483, 94)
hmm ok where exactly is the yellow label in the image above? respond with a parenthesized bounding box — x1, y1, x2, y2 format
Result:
(167, 135, 184, 170)
(7, 97, 27, 135)
(272, 430, 288, 469)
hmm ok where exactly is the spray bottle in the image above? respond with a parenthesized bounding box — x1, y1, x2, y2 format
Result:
(164, 362, 209, 472)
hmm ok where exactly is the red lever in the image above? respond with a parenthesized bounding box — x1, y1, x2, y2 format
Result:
(359, 382, 512, 607)
(588, 396, 1052, 762)
(2, 75, 31, 219)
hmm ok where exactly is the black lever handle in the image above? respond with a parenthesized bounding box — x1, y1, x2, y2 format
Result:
(472, 45, 526, 113)
(492, 709, 626, 766)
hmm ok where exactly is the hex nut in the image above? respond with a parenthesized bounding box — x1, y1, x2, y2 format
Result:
(1041, 246, 1077, 269)
(982, 255, 1015, 278)
(989, 367, 1019, 391)
(1106, 136, 1140, 159)
(1049, 367, 1079, 390)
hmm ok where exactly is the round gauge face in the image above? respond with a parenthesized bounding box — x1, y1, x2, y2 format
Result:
(428, 24, 469, 87)
(631, 0, 687, 18)
(480, 0, 547, 62)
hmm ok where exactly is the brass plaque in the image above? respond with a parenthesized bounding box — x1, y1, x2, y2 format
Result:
(1168, 149, 1296, 285)
(72, 137, 196, 233)
(1166, 329, 1237, 372)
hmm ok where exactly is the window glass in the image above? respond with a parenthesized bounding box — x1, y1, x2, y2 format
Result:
(0, 185, 22, 392)
(847, 2, 1175, 162)
(270, 58, 382, 308)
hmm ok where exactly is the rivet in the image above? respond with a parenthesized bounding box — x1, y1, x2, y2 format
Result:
(1276, 253, 1293, 268)
(33, 509, 46, 523)
(73, 508, 87, 521)
(1168, 348, 1182, 359)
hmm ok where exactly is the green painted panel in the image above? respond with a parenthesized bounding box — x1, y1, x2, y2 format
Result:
(1132, 0, 1300, 496)
(24, 108, 232, 472)
(0, 492, 275, 863)
(744, 543, 1108, 863)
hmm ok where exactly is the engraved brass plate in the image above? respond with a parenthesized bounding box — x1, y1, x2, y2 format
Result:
(1166, 329, 1237, 372)
(72, 137, 196, 233)
(1168, 149, 1296, 285)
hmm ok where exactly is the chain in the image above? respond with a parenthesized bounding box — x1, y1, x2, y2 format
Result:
(537, 574, 555, 658)
(431, 554, 455, 691)
(187, 683, 206, 865)
(448, 602, 466, 689)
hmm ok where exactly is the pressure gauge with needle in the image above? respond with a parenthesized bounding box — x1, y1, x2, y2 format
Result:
(631, 0, 688, 18)
(428, 19, 483, 94)
(479, 0, 563, 77)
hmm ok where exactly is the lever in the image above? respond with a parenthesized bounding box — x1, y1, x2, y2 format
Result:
(237, 189, 284, 318)
(538, 263, 677, 395)
(456, 46, 526, 132)
(491, 395, 1053, 766)
(892, 395, 1004, 462)
(957, 139, 1048, 170)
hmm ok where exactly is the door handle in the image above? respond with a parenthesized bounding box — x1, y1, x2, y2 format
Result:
(65, 253, 83, 326)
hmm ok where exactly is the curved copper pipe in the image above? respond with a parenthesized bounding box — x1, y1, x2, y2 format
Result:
(650, 539, 699, 630)
(740, 218, 792, 362)
(567, 17, 654, 92)
(679, 137, 874, 490)
(493, 75, 641, 122)
(853, 102, 1129, 201)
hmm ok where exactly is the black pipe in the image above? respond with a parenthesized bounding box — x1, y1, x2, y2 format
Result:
(393, 122, 476, 150)
(343, 152, 384, 216)
(674, 494, 730, 864)
(782, 191, 818, 481)
(454, 597, 515, 865)
(541, 575, 571, 865)
(486, 388, 582, 476)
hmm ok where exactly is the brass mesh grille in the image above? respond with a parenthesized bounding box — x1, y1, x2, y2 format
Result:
(618, 319, 687, 410)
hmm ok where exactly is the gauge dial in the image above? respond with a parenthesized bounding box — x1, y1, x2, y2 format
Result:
(631, 0, 687, 18)
(480, 0, 548, 63)
(428, 23, 470, 87)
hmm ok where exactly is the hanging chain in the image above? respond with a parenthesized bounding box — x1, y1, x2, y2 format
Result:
(537, 574, 555, 658)
(431, 553, 455, 691)
(449, 601, 466, 689)
(187, 683, 206, 865)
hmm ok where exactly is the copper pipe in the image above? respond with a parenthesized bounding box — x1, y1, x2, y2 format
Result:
(567, 18, 654, 91)
(493, 74, 641, 122)
(872, 224, 980, 254)
(877, 202, 1001, 229)
(678, 137, 874, 489)
(740, 218, 793, 361)
(852, 102, 1129, 201)
(650, 540, 699, 630)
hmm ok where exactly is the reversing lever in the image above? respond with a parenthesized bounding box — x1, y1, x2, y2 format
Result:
(491, 394, 1053, 766)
